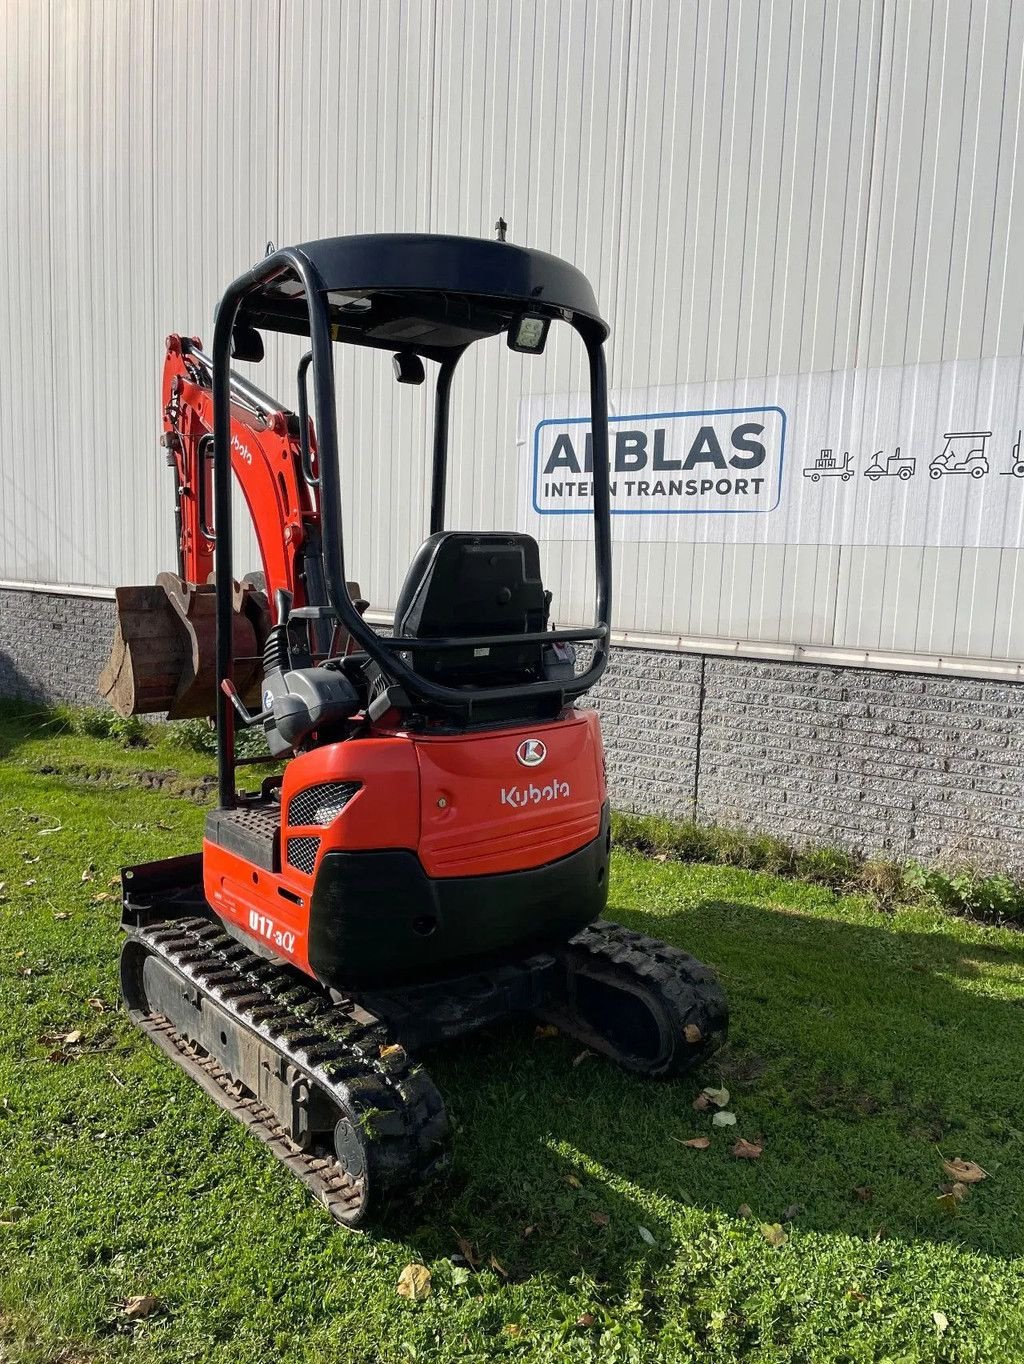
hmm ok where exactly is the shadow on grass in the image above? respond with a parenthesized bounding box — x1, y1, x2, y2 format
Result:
(392, 895, 1024, 1286)
(0, 694, 57, 757)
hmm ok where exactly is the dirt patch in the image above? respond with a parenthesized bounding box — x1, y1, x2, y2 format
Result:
(33, 761, 216, 804)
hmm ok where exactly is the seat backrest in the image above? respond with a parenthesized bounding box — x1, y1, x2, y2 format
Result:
(394, 531, 549, 687)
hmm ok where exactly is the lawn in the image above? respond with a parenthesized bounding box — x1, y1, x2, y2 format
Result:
(0, 702, 1023, 1363)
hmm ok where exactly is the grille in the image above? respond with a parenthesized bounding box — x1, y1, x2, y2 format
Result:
(287, 781, 361, 828)
(287, 836, 321, 876)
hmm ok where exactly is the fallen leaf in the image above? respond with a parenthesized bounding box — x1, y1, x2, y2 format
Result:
(91, 892, 113, 904)
(22, 854, 39, 864)
(781, 1203, 803, 1221)
(572, 1049, 594, 1067)
(576, 1313, 596, 1327)
(87, 998, 106, 1013)
(62, 1030, 83, 1046)
(454, 1234, 478, 1269)
(637, 1225, 656, 1245)
(712, 1111, 737, 1127)
(534, 1023, 559, 1040)
(53, 912, 70, 921)
(396, 1263, 431, 1301)
(683, 1024, 703, 1044)
(692, 1093, 712, 1112)
(760, 1223, 788, 1247)
(731, 1138, 763, 1159)
(701, 1086, 730, 1108)
(379, 1043, 403, 1059)
(848, 1289, 867, 1304)
(677, 1136, 711, 1150)
(521, 1225, 536, 1239)
(23, 880, 35, 888)
(854, 1185, 874, 1203)
(122, 1295, 160, 1320)
(503, 1324, 522, 1337)
(489, 1255, 508, 1278)
(939, 1179, 972, 1211)
(941, 1158, 986, 1184)
(932, 1310, 949, 1334)
(80, 868, 94, 882)
(564, 1174, 582, 1189)
(590, 1211, 610, 1227)
(0, 883, 6, 894)
(737, 1203, 753, 1219)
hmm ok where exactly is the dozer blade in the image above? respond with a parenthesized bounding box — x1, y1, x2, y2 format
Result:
(98, 573, 266, 719)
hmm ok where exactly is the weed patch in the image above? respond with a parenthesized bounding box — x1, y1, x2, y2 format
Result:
(611, 810, 1024, 926)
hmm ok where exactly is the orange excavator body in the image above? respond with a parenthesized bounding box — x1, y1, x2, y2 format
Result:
(113, 235, 727, 1227)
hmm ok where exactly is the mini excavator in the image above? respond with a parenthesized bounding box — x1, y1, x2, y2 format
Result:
(103, 234, 728, 1224)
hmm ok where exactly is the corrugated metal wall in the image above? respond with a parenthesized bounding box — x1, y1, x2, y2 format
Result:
(1, 0, 1022, 671)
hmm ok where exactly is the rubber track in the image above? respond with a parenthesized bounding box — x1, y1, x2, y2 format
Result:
(123, 917, 448, 1225)
(542, 918, 729, 1077)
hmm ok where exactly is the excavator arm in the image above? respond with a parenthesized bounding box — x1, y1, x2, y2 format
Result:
(99, 336, 357, 719)
(161, 334, 320, 602)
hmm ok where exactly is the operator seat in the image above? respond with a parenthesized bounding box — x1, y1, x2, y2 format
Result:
(393, 531, 553, 688)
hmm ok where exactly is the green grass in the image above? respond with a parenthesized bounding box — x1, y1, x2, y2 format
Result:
(1, 703, 1023, 1362)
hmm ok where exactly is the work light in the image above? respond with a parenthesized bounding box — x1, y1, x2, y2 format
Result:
(508, 313, 550, 353)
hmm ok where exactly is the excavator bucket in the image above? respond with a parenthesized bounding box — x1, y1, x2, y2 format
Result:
(99, 573, 267, 719)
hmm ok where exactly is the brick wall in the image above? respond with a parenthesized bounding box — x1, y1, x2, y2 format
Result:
(0, 587, 116, 706)
(589, 653, 1024, 874)
(4, 586, 1024, 871)
(584, 648, 703, 818)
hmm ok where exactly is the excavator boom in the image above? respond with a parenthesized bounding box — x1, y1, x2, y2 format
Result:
(99, 336, 348, 718)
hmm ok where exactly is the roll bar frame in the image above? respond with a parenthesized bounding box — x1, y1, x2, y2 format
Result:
(211, 246, 612, 807)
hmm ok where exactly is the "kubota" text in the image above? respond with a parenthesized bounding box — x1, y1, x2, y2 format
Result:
(500, 780, 571, 808)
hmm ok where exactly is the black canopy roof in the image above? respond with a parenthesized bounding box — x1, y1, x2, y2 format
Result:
(236, 233, 609, 357)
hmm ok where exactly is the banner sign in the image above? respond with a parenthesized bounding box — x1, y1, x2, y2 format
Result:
(534, 406, 786, 517)
(521, 353, 1024, 548)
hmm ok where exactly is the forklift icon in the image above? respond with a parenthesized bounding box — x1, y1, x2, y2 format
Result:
(928, 431, 991, 480)
(863, 446, 915, 481)
(803, 448, 853, 482)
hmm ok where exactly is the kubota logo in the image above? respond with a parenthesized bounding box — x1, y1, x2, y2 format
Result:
(516, 738, 547, 767)
(231, 432, 254, 465)
(501, 779, 570, 808)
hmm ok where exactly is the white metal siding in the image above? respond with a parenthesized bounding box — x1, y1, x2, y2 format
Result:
(1, 0, 1022, 671)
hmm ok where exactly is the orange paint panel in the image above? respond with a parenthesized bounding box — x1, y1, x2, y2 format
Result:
(414, 709, 606, 877)
(203, 838, 312, 973)
(282, 736, 421, 853)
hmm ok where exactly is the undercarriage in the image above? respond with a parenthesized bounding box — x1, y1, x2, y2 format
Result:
(121, 856, 728, 1225)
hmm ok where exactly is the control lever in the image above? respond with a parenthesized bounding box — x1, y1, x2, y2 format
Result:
(275, 587, 293, 625)
(220, 678, 272, 728)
